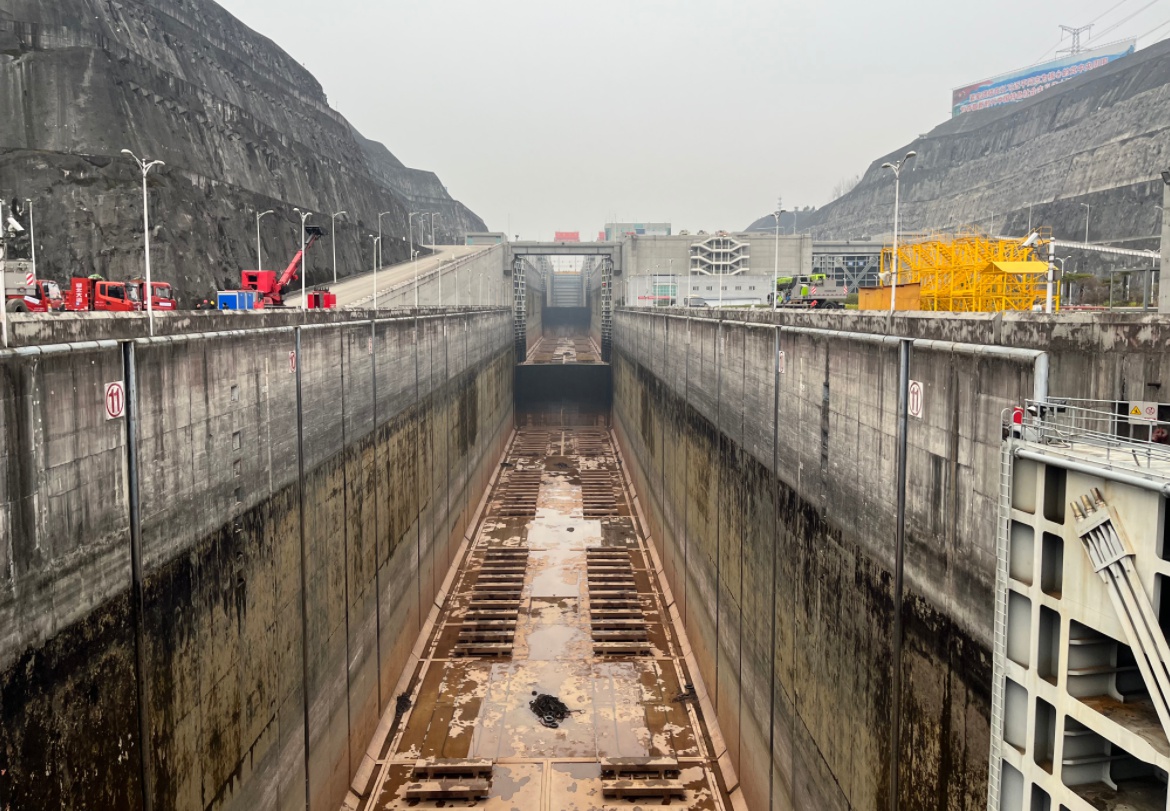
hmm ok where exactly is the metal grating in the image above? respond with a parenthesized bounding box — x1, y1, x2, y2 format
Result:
(586, 547, 649, 655)
(453, 548, 529, 657)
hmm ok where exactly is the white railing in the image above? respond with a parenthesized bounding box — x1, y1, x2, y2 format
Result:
(1010, 398, 1170, 471)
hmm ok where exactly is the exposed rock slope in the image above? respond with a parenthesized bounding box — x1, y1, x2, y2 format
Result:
(749, 39, 1170, 255)
(0, 0, 486, 304)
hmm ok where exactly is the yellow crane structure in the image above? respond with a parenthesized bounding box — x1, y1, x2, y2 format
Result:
(874, 229, 1057, 312)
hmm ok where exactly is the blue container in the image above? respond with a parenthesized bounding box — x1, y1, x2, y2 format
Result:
(217, 291, 256, 310)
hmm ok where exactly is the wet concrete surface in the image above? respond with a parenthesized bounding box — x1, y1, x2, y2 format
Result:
(357, 416, 731, 810)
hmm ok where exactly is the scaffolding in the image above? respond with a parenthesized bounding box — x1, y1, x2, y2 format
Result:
(879, 229, 1057, 312)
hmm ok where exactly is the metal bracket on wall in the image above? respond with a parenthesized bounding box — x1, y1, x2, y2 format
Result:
(1073, 488, 1170, 735)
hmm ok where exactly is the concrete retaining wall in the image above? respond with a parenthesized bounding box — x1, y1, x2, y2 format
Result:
(0, 309, 514, 810)
(356, 246, 511, 309)
(611, 308, 1170, 810)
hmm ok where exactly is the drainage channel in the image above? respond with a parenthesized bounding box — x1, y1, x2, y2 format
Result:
(351, 417, 735, 809)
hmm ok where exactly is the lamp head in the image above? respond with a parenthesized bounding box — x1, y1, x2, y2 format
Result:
(881, 162, 894, 170)
(905, 151, 917, 162)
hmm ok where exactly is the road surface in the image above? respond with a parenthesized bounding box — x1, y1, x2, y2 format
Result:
(285, 244, 489, 308)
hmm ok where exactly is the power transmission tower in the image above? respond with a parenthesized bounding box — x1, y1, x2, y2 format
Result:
(1057, 24, 1093, 56)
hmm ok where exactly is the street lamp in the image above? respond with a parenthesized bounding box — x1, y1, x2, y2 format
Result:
(255, 209, 274, 270)
(1080, 202, 1091, 244)
(369, 235, 381, 309)
(377, 211, 393, 274)
(293, 208, 312, 309)
(122, 149, 165, 335)
(881, 150, 916, 312)
(423, 213, 440, 304)
(331, 210, 347, 285)
(25, 198, 36, 279)
(411, 248, 421, 308)
(408, 212, 421, 307)
(773, 199, 785, 312)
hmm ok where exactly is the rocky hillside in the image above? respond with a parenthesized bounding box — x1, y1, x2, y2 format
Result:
(0, 0, 486, 305)
(749, 39, 1170, 261)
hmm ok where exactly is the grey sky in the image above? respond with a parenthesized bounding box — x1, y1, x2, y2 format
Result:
(216, 0, 1168, 238)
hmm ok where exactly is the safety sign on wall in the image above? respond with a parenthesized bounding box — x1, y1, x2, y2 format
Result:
(104, 381, 125, 420)
(1128, 401, 1159, 425)
(908, 380, 924, 420)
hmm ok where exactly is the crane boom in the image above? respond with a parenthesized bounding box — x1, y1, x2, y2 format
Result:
(276, 226, 326, 298)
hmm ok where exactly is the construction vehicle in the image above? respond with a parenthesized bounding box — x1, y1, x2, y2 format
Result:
(2, 258, 64, 312)
(221, 225, 331, 309)
(67, 275, 141, 312)
(767, 273, 848, 309)
(131, 279, 177, 311)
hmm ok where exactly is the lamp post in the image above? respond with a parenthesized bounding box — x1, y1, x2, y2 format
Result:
(1080, 202, 1091, 244)
(408, 212, 421, 308)
(411, 249, 422, 307)
(377, 211, 392, 275)
(1161, 170, 1170, 313)
(293, 208, 312, 309)
(331, 210, 347, 285)
(881, 151, 916, 312)
(370, 235, 381, 309)
(122, 149, 165, 335)
(255, 209, 274, 270)
(25, 198, 36, 279)
(1052, 256, 1068, 304)
(423, 213, 439, 304)
(773, 199, 784, 312)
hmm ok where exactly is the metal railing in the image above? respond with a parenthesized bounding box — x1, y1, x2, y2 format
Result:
(1009, 398, 1170, 471)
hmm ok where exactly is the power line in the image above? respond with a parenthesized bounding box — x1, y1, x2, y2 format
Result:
(1032, 0, 1139, 63)
(1135, 14, 1170, 38)
(1086, 0, 1163, 43)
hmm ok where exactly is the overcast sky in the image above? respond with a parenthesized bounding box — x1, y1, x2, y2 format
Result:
(216, 0, 1168, 238)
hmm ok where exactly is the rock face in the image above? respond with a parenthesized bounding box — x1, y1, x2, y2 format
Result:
(0, 0, 486, 305)
(748, 40, 1170, 257)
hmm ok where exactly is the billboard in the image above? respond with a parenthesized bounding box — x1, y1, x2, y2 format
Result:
(952, 40, 1134, 117)
(554, 231, 580, 242)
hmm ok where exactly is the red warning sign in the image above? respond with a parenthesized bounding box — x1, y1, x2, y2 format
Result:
(104, 381, 125, 420)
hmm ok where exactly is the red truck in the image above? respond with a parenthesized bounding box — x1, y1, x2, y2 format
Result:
(67, 276, 141, 312)
(2, 259, 64, 312)
(130, 279, 177, 310)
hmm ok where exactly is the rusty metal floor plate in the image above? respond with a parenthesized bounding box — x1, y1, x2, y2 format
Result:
(358, 421, 731, 810)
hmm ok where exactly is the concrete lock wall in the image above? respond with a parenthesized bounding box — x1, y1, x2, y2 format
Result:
(360, 246, 511, 309)
(0, 309, 515, 810)
(609, 307, 1170, 811)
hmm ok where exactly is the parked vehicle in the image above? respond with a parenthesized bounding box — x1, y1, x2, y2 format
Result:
(67, 276, 141, 312)
(130, 279, 177, 310)
(221, 226, 336, 309)
(2, 259, 64, 312)
(767, 273, 847, 309)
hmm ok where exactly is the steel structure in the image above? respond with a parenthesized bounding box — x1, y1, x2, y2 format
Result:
(600, 257, 613, 362)
(512, 257, 526, 359)
(881, 229, 1056, 312)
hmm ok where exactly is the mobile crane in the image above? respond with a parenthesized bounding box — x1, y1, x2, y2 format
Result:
(219, 225, 332, 309)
